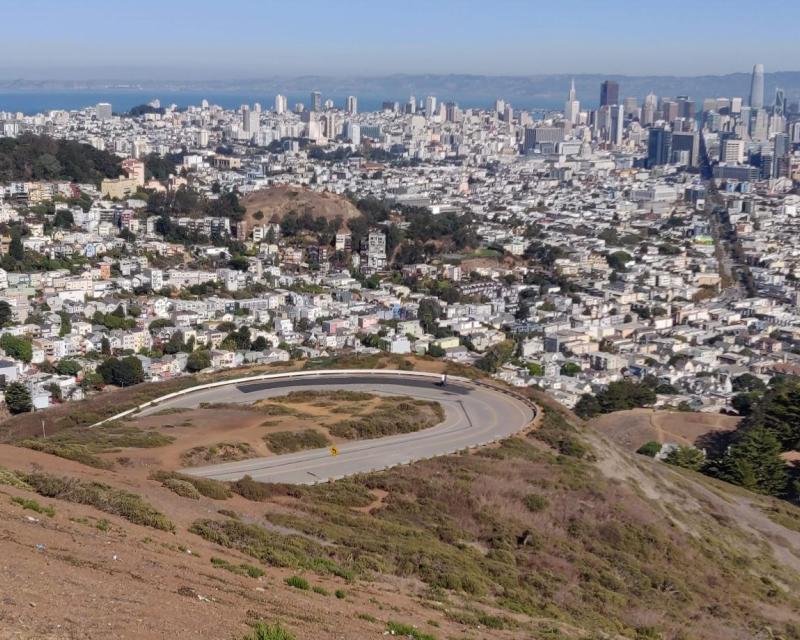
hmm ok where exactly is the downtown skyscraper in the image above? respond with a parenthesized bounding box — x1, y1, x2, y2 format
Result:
(749, 63, 765, 110)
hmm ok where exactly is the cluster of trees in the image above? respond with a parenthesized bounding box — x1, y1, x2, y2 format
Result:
(143, 152, 181, 181)
(574, 378, 657, 418)
(147, 186, 246, 245)
(97, 356, 145, 387)
(92, 305, 136, 331)
(0, 134, 121, 185)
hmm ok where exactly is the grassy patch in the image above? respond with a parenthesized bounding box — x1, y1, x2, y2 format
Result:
(11, 496, 55, 517)
(330, 397, 443, 440)
(285, 575, 309, 590)
(210, 556, 265, 578)
(386, 621, 436, 640)
(239, 622, 296, 640)
(24, 471, 174, 531)
(150, 470, 231, 500)
(181, 442, 255, 466)
(189, 518, 352, 578)
(0, 466, 32, 490)
(17, 422, 174, 469)
(264, 429, 330, 454)
(530, 406, 592, 459)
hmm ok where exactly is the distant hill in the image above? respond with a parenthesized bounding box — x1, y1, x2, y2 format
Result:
(0, 134, 121, 185)
(240, 185, 361, 234)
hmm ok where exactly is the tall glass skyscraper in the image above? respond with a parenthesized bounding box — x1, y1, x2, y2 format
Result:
(749, 63, 765, 110)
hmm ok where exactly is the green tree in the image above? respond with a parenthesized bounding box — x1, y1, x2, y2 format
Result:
(186, 350, 211, 372)
(0, 334, 33, 363)
(636, 441, 661, 457)
(664, 445, 705, 471)
(58, 311, 72, 337)
(560, 362, 581, 377)
(55, 359, 81, 376)
(417, 298, 442, 334)
(714, 428, 788, 496)
(9, 234, 24, 262)
(97, 356, 144, 387)
(0, 301, 12, 327)
(101, 336, 111, 356)
(4, 381, 32, 414)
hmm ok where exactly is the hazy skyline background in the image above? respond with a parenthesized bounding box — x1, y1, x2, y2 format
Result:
(1, 0, 798, 78)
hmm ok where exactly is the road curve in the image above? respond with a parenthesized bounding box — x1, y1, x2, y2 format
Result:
(138, 371, 535, 485)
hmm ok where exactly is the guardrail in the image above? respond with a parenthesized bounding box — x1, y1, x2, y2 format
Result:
(90, 369, 484, 427)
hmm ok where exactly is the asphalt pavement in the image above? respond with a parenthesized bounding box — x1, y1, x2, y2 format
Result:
(139, 373, 535, 484)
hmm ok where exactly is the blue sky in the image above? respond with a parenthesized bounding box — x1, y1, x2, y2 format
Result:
(1, 0, 797, 77)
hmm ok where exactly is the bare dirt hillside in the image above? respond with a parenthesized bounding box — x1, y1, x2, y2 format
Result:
(1, 363, 800, 639)
(590, 408, 740, 452)
(241, 185, 361, 235)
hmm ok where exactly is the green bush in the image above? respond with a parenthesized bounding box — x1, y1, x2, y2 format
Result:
(285, 575, 309, 590)
(150, 470, 231, 500)
(11, 496, 55, 517)
(334, 589, 346, 599)
(524, 493, 549, 513)
(210, 556, 265, 578)
(189, 518, 351, 577)
(312, 585, 329, 595)
(264, 429, 330, 454)
(636, 441, 662, 457)
(24, 472, 174, 531)
(162, 478, 201, 500)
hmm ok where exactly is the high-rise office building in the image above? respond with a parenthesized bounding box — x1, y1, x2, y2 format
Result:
(622, 96, 638, 119)
(749, 63, 765, 109)
(425, 96, 437, 118)
(96, 102, 112, 121)
(407, 96, 416, 114)
(721, 137, 745, 164)
(610, 105, 624, 147)
(671, 131, 699, 167)
(311, 91, 322, 112)
(564, 79, 580, 124)
(242, 108, 259, 136)
(647, 126, 672, 167)
(600, 80, 619, 107)
(274, 94, 287, 114)
(346, 95, 358, 115)
(642, 92, 657, 126)
(774, 88, 786, 117)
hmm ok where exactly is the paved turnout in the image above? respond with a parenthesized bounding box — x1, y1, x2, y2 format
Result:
(139, 373, 535, 485)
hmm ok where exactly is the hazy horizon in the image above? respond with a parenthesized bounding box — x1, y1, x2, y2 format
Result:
(2, 0, 798, 77)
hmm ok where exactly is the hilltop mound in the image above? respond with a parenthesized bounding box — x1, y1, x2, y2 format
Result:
(1, 362, 800, 639)
(241, 185, 361, 235)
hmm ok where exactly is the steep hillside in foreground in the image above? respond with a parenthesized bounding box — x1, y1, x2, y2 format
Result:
(0, 383, 800, 639)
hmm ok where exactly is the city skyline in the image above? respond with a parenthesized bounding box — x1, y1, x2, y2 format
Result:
(1, 0, 798, 78)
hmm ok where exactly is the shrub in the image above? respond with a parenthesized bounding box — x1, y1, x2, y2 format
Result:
(264, 429, 330, 454)
(162, 478, 201, 500)
(11, 496, 55, 517)
(524, 493, 549, 513)
(210, 556, 265, 578)
(24, 472, 174, 531)
(189, 518, 351, 577)
(312, 585, 329, 595)
(285, 575, 309, 590)
(230, 475, 273, 501)
(150, 470, 231, 500)
(636, 441, 662, 457)
(0, 466, 31, 490)
(334, 589, 346, 599)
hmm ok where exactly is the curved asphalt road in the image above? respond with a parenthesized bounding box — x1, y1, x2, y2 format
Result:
(139, 374, 535, 485)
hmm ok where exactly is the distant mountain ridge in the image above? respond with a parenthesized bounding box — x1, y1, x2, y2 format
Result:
(1, 72, 799, 109)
